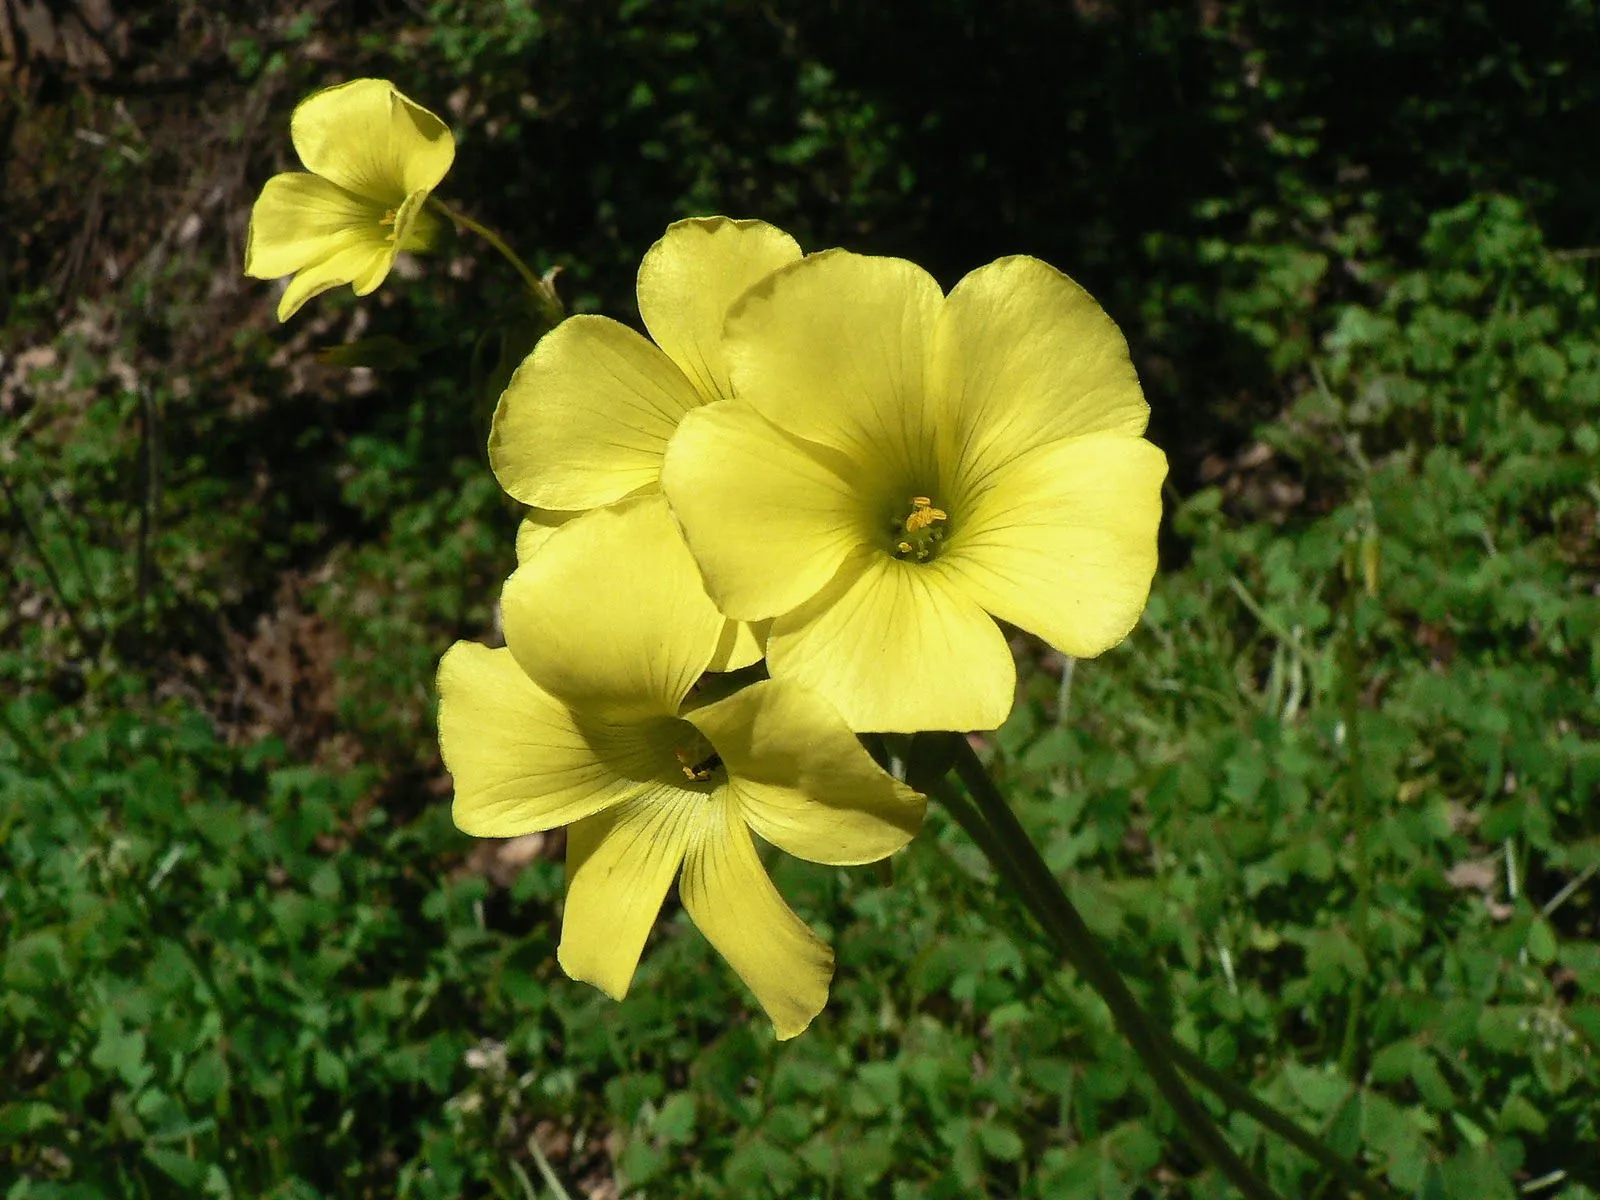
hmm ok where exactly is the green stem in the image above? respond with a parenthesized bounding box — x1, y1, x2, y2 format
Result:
(526, 1136, 576, 1200)
(1336, 572, 1373, 1077)
(1165, 1045, 1384, 1200)
(932, 747, 1397, 1199)
(430, 198, 563, 322)
(942, 737, 1282, 1200)
(1, 470, 100, 656)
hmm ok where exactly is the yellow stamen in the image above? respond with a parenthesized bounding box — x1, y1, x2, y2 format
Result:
(892, 494, 950, 562)
(674, 746, 721, 782)
(379, 208, 399, 242)
(904, 496, 947, 534)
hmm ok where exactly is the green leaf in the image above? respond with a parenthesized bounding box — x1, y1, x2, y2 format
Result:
(316, 335, 424, 370)
(1526, 918, 1558, 965)
(653, 1091, 696, 1146)
(847, 1062, 900, 1118)
(91, 1014, 152, 1091)
(977, 1121, 1025, 1163)
(1496, 1093, 1547, 1136)
(144, 1145, 207, 1188)
(0, 1101, 64, 1144)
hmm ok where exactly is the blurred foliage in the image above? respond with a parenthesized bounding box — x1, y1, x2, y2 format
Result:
(3, 1, 1599, 1197)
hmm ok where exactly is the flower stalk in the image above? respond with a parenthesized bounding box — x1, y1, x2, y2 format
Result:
(932, 732, 1398, 1200)
(1337, 535, 1377, 1078)
(430, 197, 563, 325)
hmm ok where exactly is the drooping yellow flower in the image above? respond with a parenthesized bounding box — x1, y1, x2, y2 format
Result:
(245, 79, 455, 321)
(488, 215, 801, 666)
(660, 251, 1168, 734)
(436, 496, 923, 1038)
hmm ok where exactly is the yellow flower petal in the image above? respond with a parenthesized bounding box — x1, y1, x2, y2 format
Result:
(662, 400, 865, 621)
(636, 217, 802, 402)
(931, 255, 1150, 484)
(515, 509, 582, 565)
(386, 188, 439, 256)
(722, 249, 944, 475)
(244, 173, 386, 281)
(558, 793, 698, 1000)
(499, 495, 724, 720)
(942, 432, 1167, 658)
(687, 679, 924, 864)
(290, 78, 454, 204)
(274, 238, 395, 322)
(706, 618, 768, 672)
(514, 505, 761, 669)
(490, 315, 702, 509)
(678, 801, 833, 1039)
(767, 550, 1016, 733)
(437, 642, 677, 837)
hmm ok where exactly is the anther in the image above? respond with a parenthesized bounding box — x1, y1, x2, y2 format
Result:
(903, 496, 948, 534)
(674, 746, 722, 782)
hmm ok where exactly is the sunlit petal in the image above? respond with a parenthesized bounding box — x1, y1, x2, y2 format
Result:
(490, 315, 702, 509)
(637, 217, 802, 402)
(558, 792, 699, 999)
(244, 173, 386, 281)
(687, 679, 923, 864)
(290, 78, 455, 203)
(663, 400, 866, 621)
(767, 550, 1016, 733)
(679, 802, 833, 1039)
(943, 433, 1167, 657)
(437, 642, 674, 836)
(499, 496, 723, 720)
(273, 238, 395, 322)
(515, 509, 583, 565)
(931, 255, 1150, 486)
(723, 250, 944, 477)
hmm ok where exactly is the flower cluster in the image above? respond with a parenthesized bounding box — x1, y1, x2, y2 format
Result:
(246, 83, 1166, 1037)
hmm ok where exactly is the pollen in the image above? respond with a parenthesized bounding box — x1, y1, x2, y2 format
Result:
(892, 495, 950, 562)
(674, 745, 722, 782)
(904, 496, 947, 533)
(378, 208, 400, 241)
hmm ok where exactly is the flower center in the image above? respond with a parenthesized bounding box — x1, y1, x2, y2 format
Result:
(378, 208, 400, 242)
(672, 727, 723, 783)
(892, 495, 948, 562)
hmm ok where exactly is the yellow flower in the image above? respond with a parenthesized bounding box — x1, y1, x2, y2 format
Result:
(245, 79, 455, 321)
(436, 496, 924, 1038)
(660, 251, 1169, 733)
(489, 215, 800, 666)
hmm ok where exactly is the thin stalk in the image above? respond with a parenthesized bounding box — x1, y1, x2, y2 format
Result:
(1163, 1043, 1384, 1200)
(431, 198, 563, 322)
(944, 738, 1282, 1200)
(1336, 576, 1373, 1077)
(136, 383, 162, 629)
(1, 470, 98, 654)
(526, 1137, 576, 1200)
(931, 771, 1394, 1199)
(39, 480, 105, 626)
